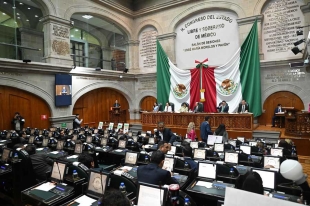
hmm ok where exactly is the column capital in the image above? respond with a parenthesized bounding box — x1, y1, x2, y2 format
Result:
(157, 32, 177, 41)
(125, 40, 140, 46)
(40, 15, 72, 27)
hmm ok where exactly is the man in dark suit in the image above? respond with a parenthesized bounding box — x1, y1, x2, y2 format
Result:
(217, 101, 229, 113)
(113, 100, 121, 107)
(272, 104, 282, 127)
(237, 99, 249, 113)
(155, 122, 176, 144)
(193, 102, 203, 113)
(137, 150, 178, 185)
(25, 145, 53, 181)
(200, 116, 212, 143)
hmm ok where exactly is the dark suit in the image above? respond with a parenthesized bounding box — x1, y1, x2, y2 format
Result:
(237, 104, 249, 113)
(272, 107, 283, 127)
(184, 157, 198, 171)
(30, 153, 53, 181)
(200, 121, 212, 142)
(194, 103, 203, 113)
(113, 103, 120, 107)
(155, 128, 176, 144)
(217, 105, 229, 113)
(137, 163, 178, 185)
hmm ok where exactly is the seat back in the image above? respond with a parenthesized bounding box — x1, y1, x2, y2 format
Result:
(169, 102, 175, 112)
(16, 149, 37, 188)
(198, 102, 204, 112)
(158, 103, 163, 111)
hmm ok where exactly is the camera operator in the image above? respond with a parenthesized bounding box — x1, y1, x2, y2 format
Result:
(11, 112, 25, 132)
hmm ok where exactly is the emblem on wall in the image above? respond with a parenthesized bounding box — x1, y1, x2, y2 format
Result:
(52, 40, 70, 56)
(219, 79, 238, 96)
(173, 84, 188, 99)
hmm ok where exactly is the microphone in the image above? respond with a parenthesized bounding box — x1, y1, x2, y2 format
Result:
(159, 181, 163, 206)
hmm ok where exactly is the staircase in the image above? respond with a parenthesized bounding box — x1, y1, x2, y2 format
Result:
(130, 123, 142, 134)
(252, 130, 281, 143)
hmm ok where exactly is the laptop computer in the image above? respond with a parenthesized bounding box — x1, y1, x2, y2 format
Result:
(42, 138, 49, 147)
(148, 137, 155, 144)
(86, 169, 110, 199)
(50, 161, 67, 183)
(249, 141, 257, 147)
(56, 140, 64, 151)
(162, 156, 174, 172)
(224, 152, 239, 165)
(263, 156, 280, 169)
(228, 140, 236, 148)
(252, 168, 276, 192)
(240, 145, 251, 155)
(137, 182, 168, 206)
(28, 136, 35, 144)
(100, 138, 108, 146)
(237, 137, 245, 143)
(124, 151, 138, 166)
(198, 161, 217, 182)
(270, 148, 283, 157)
(167, 146, 176, 155)
(190, 141, 199, 149)
(214, 143, 224, 153)
(74, 143, 83, 154)
(193, 149, 206, 160)
(86, 136, 93, 144)
(118, 140, 127, 149)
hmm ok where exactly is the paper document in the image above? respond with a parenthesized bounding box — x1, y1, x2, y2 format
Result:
(75, 195, 97, 206)
(114, 149, 123, 152)
(120, 166, 133, 171)
(50, 151, 59, 154)
(35, 182, 56, 192)
(36, 148, 44, 151)
(67, 155, 78, 159)
(196, 181, 213, 188)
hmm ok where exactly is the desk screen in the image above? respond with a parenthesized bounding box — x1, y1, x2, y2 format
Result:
(118, 140, 127, 149)
(194, 149, 206, 159)
(264, 156, 280, 169)
(240, 145, 251, 155)
(1, 148, 10, 161)
(88, 171, 107, 195)
(214, 143, 224, 152)
(198, 162, 216, 179)
(51, 162, 66, 181)
(162, 157, 174, 172)
(271, 148, 283, 157)
(125, 152, 138, 165)
(190, 141, 198, 149)
(252, 169, 275, 190)
(137, 185, 164, 206)
(224, 152, 238, 164)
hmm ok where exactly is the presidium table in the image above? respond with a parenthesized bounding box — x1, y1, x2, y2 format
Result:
(141, 112, 253, 139)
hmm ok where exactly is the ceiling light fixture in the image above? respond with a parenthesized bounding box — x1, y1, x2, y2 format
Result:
(3, 2, 7, 4)
(82, 15, 93, 19)
(26, 19, 29, 21)
(17, 13, 19, 15)
(28, 7, 31, 10)
(35, 15, 38, 17)
(19, 2, 23, 5)
(2, 13, 6, 15)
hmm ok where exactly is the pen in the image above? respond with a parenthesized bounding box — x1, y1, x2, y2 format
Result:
(191, 181, 197, 188)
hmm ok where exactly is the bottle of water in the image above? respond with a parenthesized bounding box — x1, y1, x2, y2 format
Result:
(13, 153, 18, 161)
(213, 151, 217, 157)
(184, 198, 191, 206)
(184, 161, 190, 170)
(72, 170, 78, 180)
(119, 182, 127, 194)
(144, 156, 149, 163)
(229, 168, 235, 177)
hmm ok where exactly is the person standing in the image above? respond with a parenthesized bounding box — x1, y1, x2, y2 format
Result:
(237, 99, 249, 113)
(113, 100, 121, 107)
(272, 104, 282, 127)
(186, 122, 196, 141)
(200, 116, 212, 143)
(11, 112, 25, 132)
(214, 124, 228, 143)
(73, 114, 83, 129)
(155, 122, 176, 144)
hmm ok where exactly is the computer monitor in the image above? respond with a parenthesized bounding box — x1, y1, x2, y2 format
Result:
(162, 157, 174, 172)
(264, 156, 280, 169)
(132, 136, 138, 142)
(252, 168, 276, 190)
(190, 141, 199, 149)
(42, 138, 49, 147)
(125, 152, 138, 165)
(228, 140, 236, 147)
(249, 141, 257, 147)
(224, 152, 238, 164)
(87, 170, 109, 198)
(100, 138, 107, 146)
(86, 136, 92, 144)
(51, 161, 66, 182)
(1, 148, 11, 161)
(137, 182, 168, 206)
(271, 148, 283, 157)
(194, 149, 206, 159)
(207, 135, 223, 145)
(118, 140, 127, 149)
(274, 144, 278, 148)
(57, 140, 64, 150)
(237, 137, 245, 143)
(148, 137, 155, 144)
(72, 134, 78, 141)
(169, 146, 176, 155)
(240, 145, 251, 155)
(28, 136, 35, 144)
(214, 143, 224, 152)
(74, 143, 83, 154)
(198, 162, 216, 180)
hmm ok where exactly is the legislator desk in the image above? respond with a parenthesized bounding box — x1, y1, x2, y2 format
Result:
(141, 112, 253, 138)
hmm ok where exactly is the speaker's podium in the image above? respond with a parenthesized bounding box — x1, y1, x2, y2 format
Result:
(109, 107, 125, 124)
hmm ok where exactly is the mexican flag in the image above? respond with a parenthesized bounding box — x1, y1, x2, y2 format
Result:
(157, 20, 262, 117)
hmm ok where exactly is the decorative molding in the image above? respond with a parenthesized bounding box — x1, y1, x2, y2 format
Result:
(157, 33, 177, 41)
(237, 15, 263, 26)
(125, 40, 140, 46)
(301, 2, 310, 13)
(260, 57, 304, 68)
(40, 15, 72, 26)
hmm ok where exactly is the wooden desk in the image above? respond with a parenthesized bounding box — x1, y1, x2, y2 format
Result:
(275, 113, 285, 128)
(285, 111, 310, 137)
(141, 112, 253, 138)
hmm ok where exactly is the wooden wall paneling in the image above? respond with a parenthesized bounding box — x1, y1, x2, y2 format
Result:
(140, 96, 157, 111)
(259, 91, 304, 126)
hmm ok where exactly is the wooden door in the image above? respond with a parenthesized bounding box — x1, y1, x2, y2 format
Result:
(140, 96, 157, 111)
(259, 91, 304, 125)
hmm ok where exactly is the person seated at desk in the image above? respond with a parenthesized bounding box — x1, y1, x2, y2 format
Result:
(182, 142, 198, 171)
(149, 141, 171, 156)
(241, 171, 264, 195)
(278, 140, 292, 156)
(272, 104, 283, 127)
(61, 86, 67, 95)
(99, 190, 131, 206)
(78, 153, 95, 169)
(164, 102, 172, 112)
(214, 124, 228, 143)
(193, 102, 203, 113)
(153, 102, 159, 112)
(155, 122, 177, 144)
(113, 100, 121, 108)
(25, 145, 53, 181)
(217, 100, 229, 113)
(179, 103, 188, 113)
(237, 99, 249, 113)
(186, 122, 196, 141)
(137, 150, 178, 185)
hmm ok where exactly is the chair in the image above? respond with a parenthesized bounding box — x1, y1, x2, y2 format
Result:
(169, 102, 175, 112)
(158, 103, 163, 111)
(16, 149, 37, 189)
(198, 102, 204, 112)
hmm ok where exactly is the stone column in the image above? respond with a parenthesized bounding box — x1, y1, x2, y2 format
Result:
(41, 15, 73, 66)
(157, 33, 177, 64)
(19, 27, 44, 63)
(125, 40, 140, 73)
